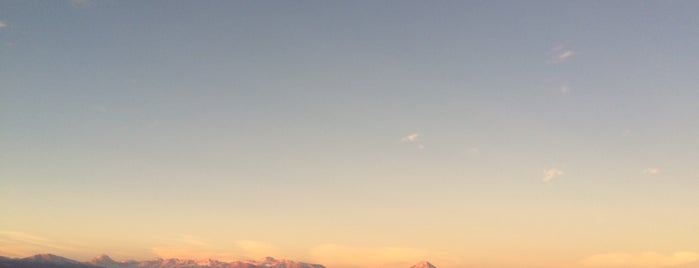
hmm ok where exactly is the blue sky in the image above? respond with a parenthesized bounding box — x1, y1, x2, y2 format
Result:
(2, 1, 699, 267)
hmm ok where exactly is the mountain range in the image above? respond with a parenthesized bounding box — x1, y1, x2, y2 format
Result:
(0, 254, 436, 268)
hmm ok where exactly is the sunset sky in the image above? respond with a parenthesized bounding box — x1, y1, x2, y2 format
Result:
(1, 1, 699, 268)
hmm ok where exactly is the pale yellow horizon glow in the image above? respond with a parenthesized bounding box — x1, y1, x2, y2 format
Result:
(3, 230, 699, 268)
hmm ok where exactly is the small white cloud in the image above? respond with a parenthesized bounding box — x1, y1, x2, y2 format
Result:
(622, 129, 632, 137)
(400, 133, 424, 149)
(560, 84, 571, 94)
(400, 133, 419, 143)
(642, 168, 659, 175)
(543, 168, 563, 182)
(548, 45, 576, 63)
(468, 147, 480, 156)
(0, 20, 6, 28)
(557, 50, 575, 60)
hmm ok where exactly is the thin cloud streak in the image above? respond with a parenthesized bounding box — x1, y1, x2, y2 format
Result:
(580, 251, 699, 267)
(548, 45, 576, 63)
(175, 234, 209, 247)
(557, 50, 575, 60)
(560, 84, 571, 94)
(0, 231, 82, 257)
(543, 168, 563, 182)
(234, 240, 278, 258)
(400, 133, 424, 149)
(641, 168, 660, 175)
(400, 133, 419, 143)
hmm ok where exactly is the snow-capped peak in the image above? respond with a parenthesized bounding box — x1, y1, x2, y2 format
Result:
(92, 254, 116, 263)
(410, 260, 437, 268)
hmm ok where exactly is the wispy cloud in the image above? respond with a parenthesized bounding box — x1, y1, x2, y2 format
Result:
(175, 234, 209, 247)
(0, 231, 47, 243)
(560, 84, 571, 94)
(0, 231, 81, 257)
(400, 133, 425, 149)
(400, 133, 419, 143)
(557, 50, 575, 60)
(622, 129, 632, 137)
(543, 168, 563, 182)
(0, 20, 6, 28)
(548, 45, 576, 63)
(234, 240, 278, 258)
(641, 167, 660, 175)
(580, 251, 699, 267)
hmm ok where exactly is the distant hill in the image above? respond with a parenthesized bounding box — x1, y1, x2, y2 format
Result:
(0, 254, 101, 268)
(0, 254, 326, 268)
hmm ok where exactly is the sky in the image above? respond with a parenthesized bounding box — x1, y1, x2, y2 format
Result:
(1, 1, 699, 268)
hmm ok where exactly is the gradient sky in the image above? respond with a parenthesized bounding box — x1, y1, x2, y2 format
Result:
(2, 1, 699, 268)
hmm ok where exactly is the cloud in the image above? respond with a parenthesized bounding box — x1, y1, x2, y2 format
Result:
(400, 133, 424, 149)
(557, 50, 575, 60)
(641, 168, 660, 175)
(580, 251, 699, 267)
(234, 240, 278, 258)
(560, 84, 571, 94)
(548, 45, 576, 63)
(622, 129, 632, 137)
(0, 231, 81, 257)
(0, 231, 47, 243)
(0, 20, 6, 28)
(400, 133, 419, 143)
(175, 234, 209, 247)
(543, 168, 563, 182)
